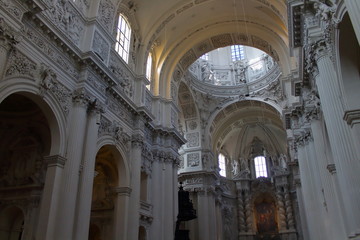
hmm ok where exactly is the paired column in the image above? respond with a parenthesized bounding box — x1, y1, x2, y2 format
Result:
(314, 44, 360, 238)
(73, 105, 101, 240)
(54, 91, 88, 240)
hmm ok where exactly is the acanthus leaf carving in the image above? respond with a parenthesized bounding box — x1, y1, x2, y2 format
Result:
(5, 49, 37, 78)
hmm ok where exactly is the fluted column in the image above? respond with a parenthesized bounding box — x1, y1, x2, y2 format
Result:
(310, 118, 347, 239)
(54, 90, 89, 240)
(297, 141, 320, 239)
(314, 43, 360, 238)
(36, 155, 66, 240)
(344, 0, 360, 44)
(127, 134, 143, 239)
(73, 104, 101, 240)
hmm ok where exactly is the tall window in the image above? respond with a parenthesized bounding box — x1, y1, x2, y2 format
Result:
(231, 45, 245, 61)
(254, 156, 268, 178)
(218, 153, 226, 177)
(115, 14, 131, 63)
(146, 53, 152, 90)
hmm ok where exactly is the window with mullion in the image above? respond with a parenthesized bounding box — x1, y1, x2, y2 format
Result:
(115, 14, 131, 63)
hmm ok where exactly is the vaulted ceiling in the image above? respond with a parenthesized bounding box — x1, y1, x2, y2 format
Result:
(123, 0, 290, 97)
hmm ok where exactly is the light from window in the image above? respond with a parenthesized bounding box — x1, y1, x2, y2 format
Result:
(254, 156, 268, 178)
(145, 53, 152, 90)
(146, 53, 152, 87)
(219, 153, 226, 177)
(231, 45, 245, 61)
(200, 53, 209, 61)
(115, 14, 131, 63)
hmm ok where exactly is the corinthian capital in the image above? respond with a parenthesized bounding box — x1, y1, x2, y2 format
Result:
(0, 18, 21, 48)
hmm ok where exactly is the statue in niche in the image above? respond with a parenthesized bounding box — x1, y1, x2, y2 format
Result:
(235, 62, 247, 84)
(231, 159, 239, 176)
(279, 154, 287, 169)
(201, 62, 213, 82)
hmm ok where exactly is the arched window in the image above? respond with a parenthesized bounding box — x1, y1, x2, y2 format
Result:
(115, 14, 131, 63)
(254, 156, 268, 178)
(146, 53, 152, 90)
(218, 153, 226, 177)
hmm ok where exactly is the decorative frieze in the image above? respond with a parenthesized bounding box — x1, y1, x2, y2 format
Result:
(187, 152, 200, 167)
(43, 0, 84, 45)
(0, 0, 25, 20)
(98, 0, 115, 32)
(21, 26, 80, 80)
(5, 49, 37, 78)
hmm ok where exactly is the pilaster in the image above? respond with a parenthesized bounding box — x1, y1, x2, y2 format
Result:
(73, 101, 103, 240)
(36, 155, 66, 240)
(127, 133, 144, 240)
(54, 88, 90, 240)
(313, 41, 360, 238)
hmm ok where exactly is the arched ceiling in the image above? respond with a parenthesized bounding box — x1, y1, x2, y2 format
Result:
(210, 100, 287, 159)
(128, 0, 289, 97)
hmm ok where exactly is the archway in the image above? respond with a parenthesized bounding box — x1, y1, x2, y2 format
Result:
(338, 12, 360, 111)
(89, 144, 128, 240)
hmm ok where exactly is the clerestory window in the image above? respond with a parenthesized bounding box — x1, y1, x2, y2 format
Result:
(146, 53, 152, 90)
(254, 156, 268, 178)
(115, 14, 131, 63)
(218, 153, 226, 177)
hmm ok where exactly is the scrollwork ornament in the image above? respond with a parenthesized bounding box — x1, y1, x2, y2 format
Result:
(131, 134, 144, 149)
(72, 88, 90, 107)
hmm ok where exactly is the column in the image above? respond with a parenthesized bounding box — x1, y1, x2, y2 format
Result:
(113, 187, 131, 240)
(276, 186, 286, 232)
(36, 155, 66, 240)
(54, 92, 88, 240)
(163, 157, 176, 240)
(344, 0, 360, 44)
(149, 156, 163, 240)
(310, 119, 347, 239)
(297, 141, 318, 239)
(197, 189, 217, 240)
(73, 106, 101, 240)
(314, 44, 360, 238)
(127, 134, 143, 239)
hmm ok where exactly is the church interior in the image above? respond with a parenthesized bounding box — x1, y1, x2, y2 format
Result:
(0, 0, 359, 239)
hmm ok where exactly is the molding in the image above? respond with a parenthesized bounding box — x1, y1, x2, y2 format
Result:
(343, 109, 360, 127)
